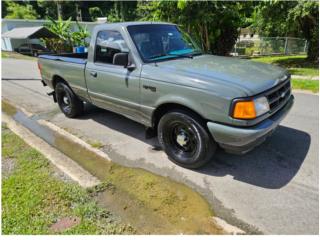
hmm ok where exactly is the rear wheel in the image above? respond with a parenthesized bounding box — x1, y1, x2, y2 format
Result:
(55, 82, 84, 118)
(158, 110, 216, 169)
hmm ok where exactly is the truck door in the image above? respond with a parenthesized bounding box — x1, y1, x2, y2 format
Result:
(85, 30, 141, 121)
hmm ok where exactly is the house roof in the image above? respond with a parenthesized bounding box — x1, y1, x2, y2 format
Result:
(2, 26, 58, 39)
(2, 18, 98, 25)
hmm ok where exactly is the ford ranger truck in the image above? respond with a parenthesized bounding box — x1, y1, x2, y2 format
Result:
(38, 22, 294, 169)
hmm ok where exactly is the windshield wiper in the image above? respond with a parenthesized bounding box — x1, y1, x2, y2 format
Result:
(169, 53, 193, 59)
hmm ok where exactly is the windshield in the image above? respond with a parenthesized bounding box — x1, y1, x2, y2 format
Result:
(127, 24, 202, 63)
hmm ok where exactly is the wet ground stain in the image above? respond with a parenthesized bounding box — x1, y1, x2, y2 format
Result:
(54, 132, 224, 234)
(2, 100, 224, 234)
(2, 100, 17, 116)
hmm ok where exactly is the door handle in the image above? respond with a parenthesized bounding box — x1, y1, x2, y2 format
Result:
(90, 71, 97, 77)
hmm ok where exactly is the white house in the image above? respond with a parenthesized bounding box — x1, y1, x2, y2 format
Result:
(238, 28, 260, 42)
(1, 19, 100, 51)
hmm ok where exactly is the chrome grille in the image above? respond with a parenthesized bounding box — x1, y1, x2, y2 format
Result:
(265, 78, 291, 113)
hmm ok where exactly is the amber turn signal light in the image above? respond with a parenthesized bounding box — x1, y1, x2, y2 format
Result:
(232, 100, 256, 119)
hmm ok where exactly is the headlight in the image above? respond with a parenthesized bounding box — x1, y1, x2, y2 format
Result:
(232, 96, 270, 119)
(253, 96, 270, 116)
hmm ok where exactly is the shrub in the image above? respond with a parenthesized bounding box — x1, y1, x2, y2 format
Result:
(42, 17, 90, 53)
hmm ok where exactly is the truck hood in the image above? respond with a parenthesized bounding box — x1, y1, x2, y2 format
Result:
(154, 54, 288, 96)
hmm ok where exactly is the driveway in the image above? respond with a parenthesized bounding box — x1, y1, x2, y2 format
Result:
(2, 58, 319, 234)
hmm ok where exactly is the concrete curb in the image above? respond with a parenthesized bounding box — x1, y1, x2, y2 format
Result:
(291, 75, 319, 80)
(38, 119, 113, 163)
(2, 114, 101, 188)
(212, 217, 245, 235)
(292, 89, 319, 95)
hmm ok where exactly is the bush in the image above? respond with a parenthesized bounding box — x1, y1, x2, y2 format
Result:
(42, 17, 90, 53)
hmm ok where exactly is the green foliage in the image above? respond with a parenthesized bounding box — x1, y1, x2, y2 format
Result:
(136, 0, 254, 56)
(288, 1, 319, 62)
(251, 54, 317, 68)
(2, 51, 37, 61)
(42, 17, 90, 53)
(1, 126, 134, 234)
(71, 22, 90, 47)
(46, 16, 73, 42)
(289, 68, 319, 77)
(291, 79, 319, 93)
(252, 0, 319, 62)
(35, 0, 58, 20)
(4, 1, 38, 20)
(89, 7, 103, 22)
(107, 1, 137, 22)
(42, 16, 73, 53)
(251, 55, 319, 77)
(252, 56, 319, 92)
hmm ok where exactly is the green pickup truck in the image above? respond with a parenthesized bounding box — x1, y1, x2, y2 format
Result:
(38, 22, 294, 169)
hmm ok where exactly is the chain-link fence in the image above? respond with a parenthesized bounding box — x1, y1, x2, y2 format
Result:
(231, 37, 308, 57)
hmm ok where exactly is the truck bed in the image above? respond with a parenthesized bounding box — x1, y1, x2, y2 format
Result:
(39, 53, 87, 64)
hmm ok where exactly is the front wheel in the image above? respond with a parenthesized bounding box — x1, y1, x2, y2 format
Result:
(158, 110, 216, 169)
(55, 82, 84, 118)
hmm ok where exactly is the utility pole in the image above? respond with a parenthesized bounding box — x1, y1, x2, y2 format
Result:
(76, 3, 82, 22)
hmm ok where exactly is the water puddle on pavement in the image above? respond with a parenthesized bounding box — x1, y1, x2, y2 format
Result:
(2, 100, 224, 234)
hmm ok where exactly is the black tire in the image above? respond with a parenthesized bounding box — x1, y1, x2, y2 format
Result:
(55, 82, 84, 118)
(158, 110, 216, 169)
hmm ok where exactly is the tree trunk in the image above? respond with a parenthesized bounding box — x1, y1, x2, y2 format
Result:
(204, 23, 210, 52)
(301, 15, 319, 63)
(307, 34, 319, 63)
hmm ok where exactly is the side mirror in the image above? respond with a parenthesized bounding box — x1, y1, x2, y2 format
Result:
(113, 52, 128, 67)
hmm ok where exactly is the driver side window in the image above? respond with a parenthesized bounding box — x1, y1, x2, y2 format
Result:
(95, 30, 128, 64)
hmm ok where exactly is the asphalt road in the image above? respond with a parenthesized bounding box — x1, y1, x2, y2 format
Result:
(2, 58, 319, 234)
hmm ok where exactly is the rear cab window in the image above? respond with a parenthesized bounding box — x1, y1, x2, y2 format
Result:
(95, 30, 129, 65)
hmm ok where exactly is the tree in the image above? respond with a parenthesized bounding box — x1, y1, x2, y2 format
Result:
(42, 16, 73, 53)
(3, 0, 267, 57)
(4, 1, 38, 20)
(42, 16, 89, 52)
(136, 0, 253, 56)
(89, 6, 103, 21)
(107, 1, 137, 22)
(289, 1, 319, 62)
(1, 0, 9, 18)
(36, 0, 58, 20)
(252, 0, 319, 62)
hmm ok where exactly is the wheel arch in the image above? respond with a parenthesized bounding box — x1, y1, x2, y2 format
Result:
(52, 75, 68, 89)
(151, 102, 207, 129)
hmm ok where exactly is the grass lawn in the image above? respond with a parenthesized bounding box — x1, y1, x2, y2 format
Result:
(2, 51, 37, 61)
(291, 79, 319, 93)
(1, 125, 134, 234)
(251, 55, 319, 77)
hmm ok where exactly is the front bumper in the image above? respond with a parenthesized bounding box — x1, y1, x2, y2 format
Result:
(207, 95, 294, 154)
